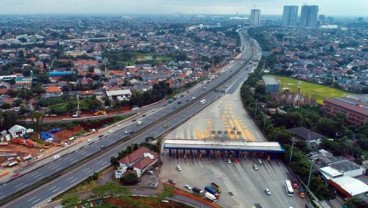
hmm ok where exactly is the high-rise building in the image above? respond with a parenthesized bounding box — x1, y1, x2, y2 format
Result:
(250, 9, 261, 26)
(282, 6, 298, 26)
(300, 5, 319, 27)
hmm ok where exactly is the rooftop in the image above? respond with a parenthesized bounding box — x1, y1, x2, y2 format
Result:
(163, 139, 285, 153)
(324, 97, 368, 116)
(329, 159, 363, 173)
(262, 76, 279, 86)
(287, 127, 325, 141)
(330, 176, 368, 197)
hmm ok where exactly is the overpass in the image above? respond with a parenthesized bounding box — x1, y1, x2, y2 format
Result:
(163, 139, 285, 158)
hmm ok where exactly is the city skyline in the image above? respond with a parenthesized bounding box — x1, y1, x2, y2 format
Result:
(0, 0, 366, 16)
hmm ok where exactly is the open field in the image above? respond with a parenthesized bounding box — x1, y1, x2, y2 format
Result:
(273, 76, 353, 104)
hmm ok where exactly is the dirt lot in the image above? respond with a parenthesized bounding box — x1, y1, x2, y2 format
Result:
(53, 126, 84, 141)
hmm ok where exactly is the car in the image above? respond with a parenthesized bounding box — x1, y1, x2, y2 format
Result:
(184, 184, 192, 190)
(186, 99, 189, 102)
(253, 164, 258, 170)
(142, 114, 146, 117)
(228, 159, 232, 164)
(258, 159, 263, 164)
(129, 131, 135, 134)
(53, 154, 60, 160)
(178, 101, 182, 104)
(292, 181, 299, 189)
(132, 119, 136, 122)
(168, 178, 176, 185)
(100, 145, 106, 149)
(265, 188, 271, 195)
(98, 135, 104, 138)
(124, 130, 129, 134)
(192, 96, 196, 100)
(177, 165, 182, 171)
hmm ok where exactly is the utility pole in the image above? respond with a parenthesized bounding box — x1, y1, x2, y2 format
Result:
(307, 159, 313, 188)
(254, 99, 258, 118)
(289, 138, 295, 165)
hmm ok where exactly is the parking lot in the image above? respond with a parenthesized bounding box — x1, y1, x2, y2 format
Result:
(160, 87, 305, 207)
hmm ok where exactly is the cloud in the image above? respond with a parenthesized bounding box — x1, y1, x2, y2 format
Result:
(0, 0, 365, 16)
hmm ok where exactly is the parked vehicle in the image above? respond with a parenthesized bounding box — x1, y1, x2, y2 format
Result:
(177, 165, 182, 171)
(204, 186, 219, 198)
(192, 187, 203, 195)
(137, 120, 142, 126)
(205, 192, 217, 202)
(210, 183, 221, 193)
(265, 188, 271, 195)
(253, 164, 259, 170)
(168, 178, 176, 185)
(184, 184, 192, 190)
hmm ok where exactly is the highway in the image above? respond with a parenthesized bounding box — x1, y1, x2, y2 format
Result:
(0, 29, 257, 208)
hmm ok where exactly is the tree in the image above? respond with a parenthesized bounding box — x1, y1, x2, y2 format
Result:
(120, 172, 139, 185)
(92, 182, 131, 204)
(30, 111, 45, 132)
(61, 194, 79, 208)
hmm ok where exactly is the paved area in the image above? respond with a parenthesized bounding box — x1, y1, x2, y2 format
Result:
(161, 84, 305, 208)
(165, 87, 265, 142)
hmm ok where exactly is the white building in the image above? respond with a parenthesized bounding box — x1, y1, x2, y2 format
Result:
(250, 9, 261, 26)
(106, 89, 132, 101)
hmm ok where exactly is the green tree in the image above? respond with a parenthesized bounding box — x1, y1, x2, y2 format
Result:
(120, 172, 139, 185)
(61, 194, 79, 208)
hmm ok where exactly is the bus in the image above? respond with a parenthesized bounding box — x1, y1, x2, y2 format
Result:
(200, 99, 206, 104)
(285, 180, 294, 196)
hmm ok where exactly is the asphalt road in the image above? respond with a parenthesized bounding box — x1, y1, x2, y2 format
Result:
(1, 29, 254, 208)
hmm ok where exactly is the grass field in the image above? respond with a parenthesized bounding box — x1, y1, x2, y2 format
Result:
(273, 76, 353, 104)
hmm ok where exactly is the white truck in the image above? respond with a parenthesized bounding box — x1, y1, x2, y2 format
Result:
(205, 192, 217, 202)
(137, 120, 143, 126)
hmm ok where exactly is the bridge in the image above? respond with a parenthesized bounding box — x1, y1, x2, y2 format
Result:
(163, 139, 285, 158)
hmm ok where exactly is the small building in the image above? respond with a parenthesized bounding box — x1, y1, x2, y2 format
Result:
(43, 86, 63, 98)
(262, 76, 279, 93)
(48, 71, 74, 77)
(8, 125, 28, 138)
(328, 176, 368, 198)
(287, 127, 325, 146)
(106, 89, 132, 101)
(115, 147, 159, 178)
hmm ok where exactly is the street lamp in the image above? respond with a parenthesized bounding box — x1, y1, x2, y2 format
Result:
(288, 138, 295, 166)
(307, 159, 314, 188)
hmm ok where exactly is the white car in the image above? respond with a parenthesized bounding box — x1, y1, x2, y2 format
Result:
(124, 130, 129, 134)
(177, 165, 182, 171)
(184, 184, 192, 190)
(53, 155, 60, 160)
(253, 164, 258, 170)
(228, 159, 232, 164)
(265, 188, 271, 195)
(258, 159, 263, 164)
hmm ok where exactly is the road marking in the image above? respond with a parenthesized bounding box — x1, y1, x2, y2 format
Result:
(27, 196, 37, 202)
(52, 187, 61, 193)
(203, 129, 209, 140)
(16, 184, 27, 190)
(70, 178, 79, 183)
(233, 119, 246, 141)
(32, 198, 41, 204)
(83, 168, 91, 173)
(196, 129, 202, 140)
(14, 183, 24, 188)
(49, 186, 57, 191)
(66, 177, 74, 182)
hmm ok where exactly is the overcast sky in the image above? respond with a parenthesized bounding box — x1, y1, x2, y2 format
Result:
(0, 0, 366, 16)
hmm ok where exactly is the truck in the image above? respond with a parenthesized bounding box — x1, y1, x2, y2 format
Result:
(205, 192, 217, 202)
(204, 186, 219, 198)
(192, 187, 203, 195)
(137, 120, 142, 126)
(210, 182, 221, 193)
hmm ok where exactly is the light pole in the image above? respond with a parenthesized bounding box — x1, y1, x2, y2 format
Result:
(288, 138, 295, 166)
(307, 159, 313, 188)
(254, 99, 258, 118)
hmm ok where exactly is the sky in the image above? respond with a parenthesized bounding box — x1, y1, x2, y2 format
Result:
(0, 0, 366, 16)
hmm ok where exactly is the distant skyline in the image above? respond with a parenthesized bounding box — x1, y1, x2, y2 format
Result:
(0, 0, 366, 17)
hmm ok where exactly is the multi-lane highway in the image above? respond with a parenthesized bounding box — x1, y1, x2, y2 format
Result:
(0, 28, 257, 208)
